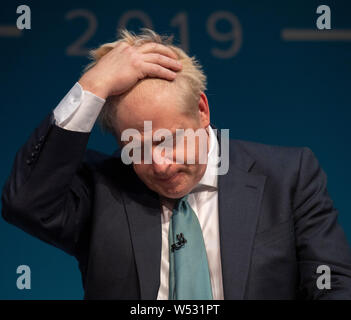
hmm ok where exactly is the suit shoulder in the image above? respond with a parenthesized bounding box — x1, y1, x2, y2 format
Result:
(83, 148, 111, 165)
(232, 139, 305, 156)
(230, 139, 307, 174)
(82, 148, 124, 170)
(82, 148, 133, 179)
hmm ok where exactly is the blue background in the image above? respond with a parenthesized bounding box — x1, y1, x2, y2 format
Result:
(0, 0, 350, 299)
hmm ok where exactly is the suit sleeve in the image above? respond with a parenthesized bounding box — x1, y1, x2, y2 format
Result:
(293, 147, 351, 299)
(1, 112, 93, 257)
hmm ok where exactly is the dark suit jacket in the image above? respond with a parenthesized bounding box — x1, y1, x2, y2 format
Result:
(2, 112, 351, 299)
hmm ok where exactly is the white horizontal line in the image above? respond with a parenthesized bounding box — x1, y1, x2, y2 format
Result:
(281, 29, 351, 41)
(0, 26, 21, 37)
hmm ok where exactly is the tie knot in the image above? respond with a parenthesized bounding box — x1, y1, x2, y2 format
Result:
(173, 194, 189, 212)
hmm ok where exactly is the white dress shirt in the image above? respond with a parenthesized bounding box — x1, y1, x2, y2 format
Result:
(53, 82, 224, 300)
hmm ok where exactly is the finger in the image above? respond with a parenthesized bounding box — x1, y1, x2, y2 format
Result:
(143, 53, 182, 71)
(138, 42, 178, 60)
(142, 63, 177, 81)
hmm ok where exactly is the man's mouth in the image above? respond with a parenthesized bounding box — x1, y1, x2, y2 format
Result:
(156, 172, 181, 182)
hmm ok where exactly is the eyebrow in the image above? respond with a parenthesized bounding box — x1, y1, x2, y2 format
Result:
(122, 129, 183, 147)
(151, 132, 176, 146)
(143, 129, 177, 143)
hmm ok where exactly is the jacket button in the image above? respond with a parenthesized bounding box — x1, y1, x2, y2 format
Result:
(39, 135, 44, 142)
(26, 159, 32, 165)
(34, 144, 40, 150)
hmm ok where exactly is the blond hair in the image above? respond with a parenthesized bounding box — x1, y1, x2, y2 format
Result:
(84, 28, 207, 135)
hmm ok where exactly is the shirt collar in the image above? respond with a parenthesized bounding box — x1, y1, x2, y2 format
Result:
(191, 125, 219, 193)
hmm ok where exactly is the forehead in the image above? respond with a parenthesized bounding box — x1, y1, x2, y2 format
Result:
(116, 79, 186, 131)
(124, 78, 180, 108)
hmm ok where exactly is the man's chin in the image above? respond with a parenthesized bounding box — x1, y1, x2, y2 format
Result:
(161, 190, 187, 199)
(144, 173, 196, 199)
(155, 184, 190, 199)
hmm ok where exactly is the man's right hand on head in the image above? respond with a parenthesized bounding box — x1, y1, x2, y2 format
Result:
(78, 42, 182, 100)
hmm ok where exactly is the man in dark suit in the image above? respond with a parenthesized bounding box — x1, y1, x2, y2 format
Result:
(2, 29, 351, 299)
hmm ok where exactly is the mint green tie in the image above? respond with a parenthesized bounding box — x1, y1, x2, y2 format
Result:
(168, 194, 213, 300)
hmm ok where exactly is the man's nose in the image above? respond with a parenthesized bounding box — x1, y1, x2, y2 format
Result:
(152, 150, 172, 175)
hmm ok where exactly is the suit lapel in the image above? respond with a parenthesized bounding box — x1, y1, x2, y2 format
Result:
(121, 170, 162, 300)
(217, 136, 266, 299)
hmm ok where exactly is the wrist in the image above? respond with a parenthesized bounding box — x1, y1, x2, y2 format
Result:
(78, 75, 108, 100)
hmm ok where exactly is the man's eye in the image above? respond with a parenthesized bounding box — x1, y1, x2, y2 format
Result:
(164, 136, 175, 145)
(154, 136, 174, 146)
(132, 146, 144, 154)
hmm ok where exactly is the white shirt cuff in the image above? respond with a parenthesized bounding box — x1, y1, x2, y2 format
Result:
(53, 82, 106, 132)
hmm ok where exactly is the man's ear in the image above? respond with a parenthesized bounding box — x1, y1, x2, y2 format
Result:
(198, 92, 210, 128)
